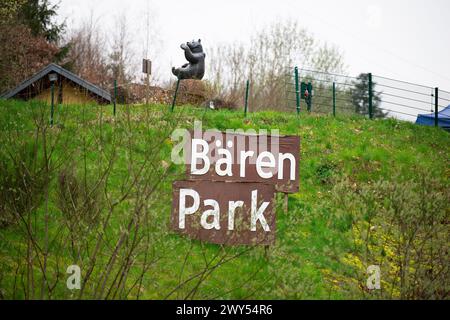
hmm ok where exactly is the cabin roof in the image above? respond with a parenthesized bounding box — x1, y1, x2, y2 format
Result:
(1, 63, 111, 103)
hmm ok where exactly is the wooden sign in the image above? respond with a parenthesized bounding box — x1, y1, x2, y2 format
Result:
(171, 180, 276, 245)
(183, 132, 300, 193)
(171, 130, 301, 245)
(142, 59, 152, 75)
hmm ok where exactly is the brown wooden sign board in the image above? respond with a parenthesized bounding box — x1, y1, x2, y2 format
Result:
(171, 180, 276, 245)
(183, 132, 300, 194)
(142, 59, 152, 75)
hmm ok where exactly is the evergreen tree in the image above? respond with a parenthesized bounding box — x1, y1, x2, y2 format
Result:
(18, 0, 65, 43)
(351, 73, 386, 118)
(0, 0, 66, 92)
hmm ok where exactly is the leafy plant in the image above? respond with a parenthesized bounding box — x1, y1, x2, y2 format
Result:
(331, 173, 449, 299)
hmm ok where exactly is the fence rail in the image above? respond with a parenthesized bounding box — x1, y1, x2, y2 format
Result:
(275, 67, 449, 129)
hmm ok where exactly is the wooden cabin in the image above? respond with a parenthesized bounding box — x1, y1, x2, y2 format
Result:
(1, 64, 111, 105)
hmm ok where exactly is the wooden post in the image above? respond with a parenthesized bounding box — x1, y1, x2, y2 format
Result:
(284, 193, 288, 213)
(264, 245, 269, 259)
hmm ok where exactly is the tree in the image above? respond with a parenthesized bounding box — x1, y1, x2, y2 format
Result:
(0, 0, 25, 23)
(107, 14, 135, 86)
(18, 0, 69, 65)
(0, 0, 64, 92)
(0, 0, 66, 93)
(351, 73, 385, 118)
(62, 16, 109, 88)
(207, 19, 346, 110)
(139, 2, 161, 84)
(104, 15, 136, 103)
(18, 0, 65, 43)
(0, 25, 59, 93)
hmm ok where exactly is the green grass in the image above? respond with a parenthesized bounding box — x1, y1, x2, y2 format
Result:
(0, 100, 448, 300)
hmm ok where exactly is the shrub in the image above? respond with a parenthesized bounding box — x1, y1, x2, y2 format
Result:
(331, 172, 450, 299)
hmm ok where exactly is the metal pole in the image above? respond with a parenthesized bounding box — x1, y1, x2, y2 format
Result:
(146, 73, 150, 105)
(435, 88, 439, 127)
(295, 67, 300, 115)
(171, 79, 181, 112)
(333, 82, 336, 117)
(50, 83, 54, 127)
(368, 73, 373, 119)
(113, 80, 117, 116)
(308, 82, 312, 112)
(244, 80, 250, 117)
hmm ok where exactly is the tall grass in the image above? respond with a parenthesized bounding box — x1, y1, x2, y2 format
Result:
(0, 100, 448, 300)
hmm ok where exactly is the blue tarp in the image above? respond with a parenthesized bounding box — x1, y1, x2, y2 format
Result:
(415, 105, 450, 129)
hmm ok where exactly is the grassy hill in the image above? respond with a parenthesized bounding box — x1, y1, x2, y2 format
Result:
(0, 100, 448, 300)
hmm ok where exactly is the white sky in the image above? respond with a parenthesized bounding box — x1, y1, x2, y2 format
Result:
(55, 0, 450, 90)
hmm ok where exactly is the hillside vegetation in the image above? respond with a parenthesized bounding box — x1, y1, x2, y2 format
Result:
(0, 100, 448, 300)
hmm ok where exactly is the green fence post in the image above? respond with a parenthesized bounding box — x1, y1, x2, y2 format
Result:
(244, 80, 250, 117)
(50, 82, 54, 126)
(435, 88, 439, 127)
(113, 80, 117, 116)
(368, 73, 373, 119)
(307, 82, 313, 112)
(171, 79, 181, 112)
(333, 82, 336, 117)
(295, 67, 300, 115)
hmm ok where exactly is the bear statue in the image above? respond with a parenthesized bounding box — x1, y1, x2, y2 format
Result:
(172, 39, 206, 80)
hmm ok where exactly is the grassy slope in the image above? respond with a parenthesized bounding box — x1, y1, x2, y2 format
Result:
(0, 100, 448, 299)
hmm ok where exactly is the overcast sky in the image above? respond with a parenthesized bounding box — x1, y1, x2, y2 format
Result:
(55, 0, 450, 90)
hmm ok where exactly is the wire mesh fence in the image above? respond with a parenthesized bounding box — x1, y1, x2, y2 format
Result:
(438, 89, 450, 115)
(280, 66, 449, 130)
(285, 68, 360, 116)
(372, 75, 435, 121)
(15, 65, 446, 130)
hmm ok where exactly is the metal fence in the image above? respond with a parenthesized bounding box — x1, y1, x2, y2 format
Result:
(282, 67, 449, 129)
(104, 67, 450, 132)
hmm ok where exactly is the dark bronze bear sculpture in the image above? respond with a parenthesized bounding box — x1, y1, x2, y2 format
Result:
(172, 39, 205, 80)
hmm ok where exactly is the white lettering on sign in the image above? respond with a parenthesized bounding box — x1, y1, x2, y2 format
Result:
(191, 139, 210, 175)
(228, 201, 244, 231)
(240, 151, 254, 178)
(190, 140, 296, 182)
(216, 140, 233, 177)
(251, 190, 270, 232)
(170, 126, 301, 245)
(256, 151, 276, 179)
(179, 188, 200, 229)
(178, 188, 270, 232)
(201, 199, 221, 230)
(278, 153, 296, 180)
